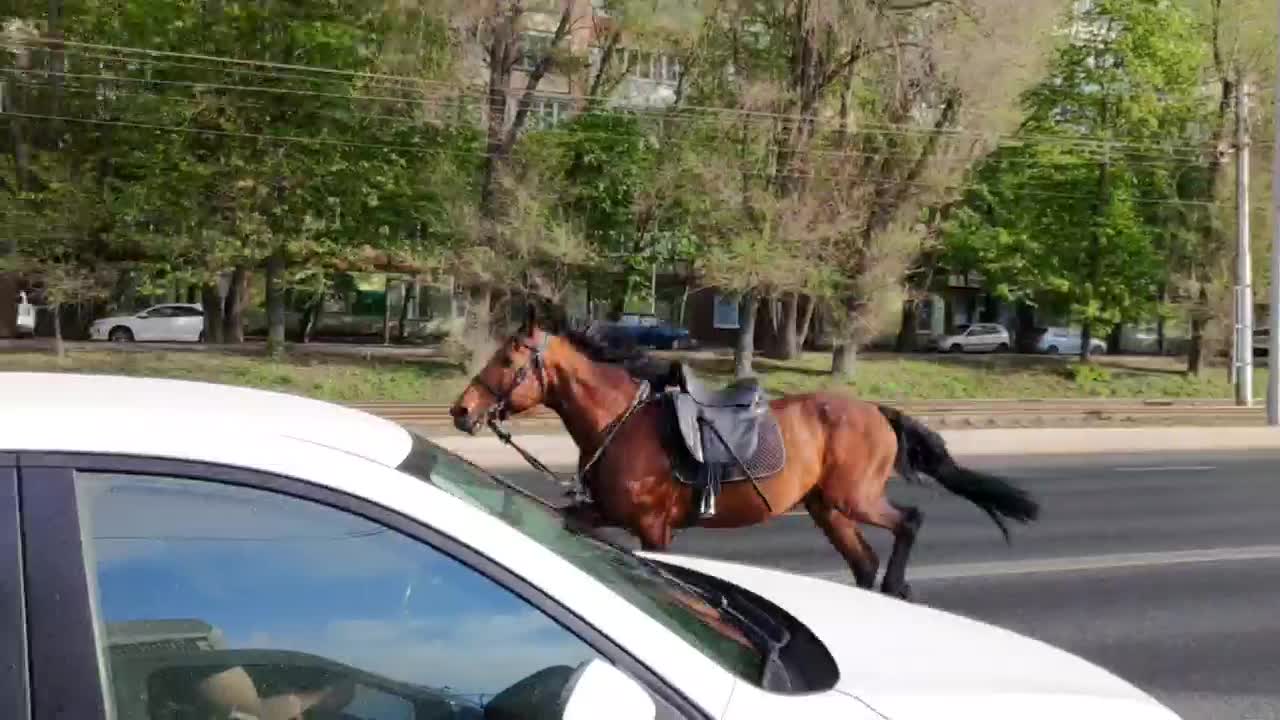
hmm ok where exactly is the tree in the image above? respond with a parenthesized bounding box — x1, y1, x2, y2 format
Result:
(944, 0, 1208, 363)
(677, 0, 1060, 376)
(5, 0, 467, 355)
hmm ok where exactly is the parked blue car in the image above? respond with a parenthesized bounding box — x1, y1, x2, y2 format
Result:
(598, 314, 696, 350)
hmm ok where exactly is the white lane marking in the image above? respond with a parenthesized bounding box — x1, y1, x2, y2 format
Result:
(1111, 465, 1216, 473)
(813, 544, 1280, 583)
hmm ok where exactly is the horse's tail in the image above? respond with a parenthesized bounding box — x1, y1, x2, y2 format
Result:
(877, 404, 1040, 543)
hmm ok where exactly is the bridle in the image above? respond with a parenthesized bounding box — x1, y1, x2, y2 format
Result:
(470, 332, 550, 424)
(466, 330, 650, 505)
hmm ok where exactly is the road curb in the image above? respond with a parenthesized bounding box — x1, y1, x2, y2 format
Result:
(425, 426, 1280, 472)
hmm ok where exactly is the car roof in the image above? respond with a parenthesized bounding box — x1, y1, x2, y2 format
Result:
(0, 372, 412, 467)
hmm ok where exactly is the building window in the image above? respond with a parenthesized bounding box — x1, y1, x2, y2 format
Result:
(713, 293, 741, 329)
(527, 96, 572, 128)
(515, 32, 555, 72)
(618, 48, 680, 85)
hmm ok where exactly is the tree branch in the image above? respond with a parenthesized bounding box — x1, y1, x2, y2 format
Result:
(504, 5, 573, 149)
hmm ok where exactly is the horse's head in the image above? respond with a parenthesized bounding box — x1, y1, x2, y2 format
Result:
(450, 299, 560, 435)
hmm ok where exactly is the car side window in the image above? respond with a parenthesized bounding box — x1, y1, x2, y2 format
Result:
(74, 472, 610, 720)
(145, 307, 176, 318)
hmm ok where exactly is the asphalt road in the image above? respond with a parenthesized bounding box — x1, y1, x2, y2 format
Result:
(495, 450, 1280, 720)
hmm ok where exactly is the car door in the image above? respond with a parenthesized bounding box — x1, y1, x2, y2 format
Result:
(0, 456, 28, 720)
(965, 325, 990, 351)
(132, 305, 178, 341)
(171, 305, 205, 341)
(985, 325, 1006, 351)
(16, 454, 704, 720)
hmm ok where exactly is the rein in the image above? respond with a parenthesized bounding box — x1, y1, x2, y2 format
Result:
(475, 333, 651, 502)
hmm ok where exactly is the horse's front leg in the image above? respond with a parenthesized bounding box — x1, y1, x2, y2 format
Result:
(560, 498, 624, 546)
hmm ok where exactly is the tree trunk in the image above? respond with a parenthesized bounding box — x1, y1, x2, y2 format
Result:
(895, 299, 919, 353)
(1189, 317, 1206, 376)
(53, 303, 64, 361)
(200, 282, 224, 344)
(733, 291, 759, 378)
(265, 251, 286, 358)
(0, 275, 16, 339)
(1109, 323, 1123, 355)
(761, 295, 780, 356)
(382, 276, 394, 345)
(7, 34, 34, 194)
(796, 294, 816, 351)
(397, 277, 418, 343)
(46, 0, 66, 144)
(1187, 292, 1212, 377)
(465, 285, 493, 340)
(1156, 283, 1167, 355)
(830, 341, 855, 378)
(776, 292, 801, 359)
(301, 296, 323, 344)
(1081, 150, 1109, 364)
(222, 267, 248, 344)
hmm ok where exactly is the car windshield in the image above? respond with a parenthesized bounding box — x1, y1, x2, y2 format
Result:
(396, 432, 767, 683)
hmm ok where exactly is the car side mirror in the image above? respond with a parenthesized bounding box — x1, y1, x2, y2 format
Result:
(136, 313, 150, 319)
(559, 660, 655, 720)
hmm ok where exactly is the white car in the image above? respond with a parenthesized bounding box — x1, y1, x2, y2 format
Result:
(1036, 327, 1108, 355)
(934, 323, 1012, 353)
(0, 373, 1181, 720)
(15, 291, 34, 337)
(88, 302, 205, 342)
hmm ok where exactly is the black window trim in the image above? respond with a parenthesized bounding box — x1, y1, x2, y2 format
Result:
(18, 465, 106, 720)
(18, 451, 708, 720)
(0, 457, 30, 720)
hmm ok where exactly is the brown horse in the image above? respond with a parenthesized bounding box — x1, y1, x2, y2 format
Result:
(450, 302, 1040, 599)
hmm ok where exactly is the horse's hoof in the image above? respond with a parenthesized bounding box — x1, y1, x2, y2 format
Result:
(885, 583, 913, 602)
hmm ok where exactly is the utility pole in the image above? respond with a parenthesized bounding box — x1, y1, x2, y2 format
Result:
(1269, 7, 1280, 425)
(1234, 74, 1253, 406)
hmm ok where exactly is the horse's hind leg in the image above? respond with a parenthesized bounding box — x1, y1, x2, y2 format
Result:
(863, 499, 924, 600)
(803, 492, 879, 589)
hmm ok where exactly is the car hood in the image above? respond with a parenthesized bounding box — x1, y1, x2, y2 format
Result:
(93, 314, 135, 324)
(642, 553, 1179, 720)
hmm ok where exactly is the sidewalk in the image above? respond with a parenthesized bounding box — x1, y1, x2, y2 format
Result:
(426, 425, 1280, 473)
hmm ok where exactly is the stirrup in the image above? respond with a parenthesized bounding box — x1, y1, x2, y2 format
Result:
(699, 490, 716, 518)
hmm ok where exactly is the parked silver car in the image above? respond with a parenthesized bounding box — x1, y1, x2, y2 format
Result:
(934, 323, 1012, 353)
(1035, 326, 1108, 355)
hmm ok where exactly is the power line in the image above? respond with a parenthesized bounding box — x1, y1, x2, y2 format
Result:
(6, 68, 1221, 169)
(15, 40, 1262, 155)
(19, 80, 1218, 173)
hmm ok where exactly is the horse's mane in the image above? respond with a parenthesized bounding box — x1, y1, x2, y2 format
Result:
(561, 327, 677, 390)
(525, 294, 676, 388)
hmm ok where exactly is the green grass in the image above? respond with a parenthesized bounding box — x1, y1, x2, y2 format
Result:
(669, 351, 1257, 402)
(0, 346, 1258, 404)
(0, 350, 468, 403)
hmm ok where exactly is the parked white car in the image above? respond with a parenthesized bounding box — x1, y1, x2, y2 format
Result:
(88, 302, 205, 342)
(15, 291, 35, 337)
(0, 373, 1181, 720)
(934, 323, 1012, 353)
(1036, 327, 1108, 355)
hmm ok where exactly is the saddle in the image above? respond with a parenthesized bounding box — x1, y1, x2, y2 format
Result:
(661, 363, 786, 519)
